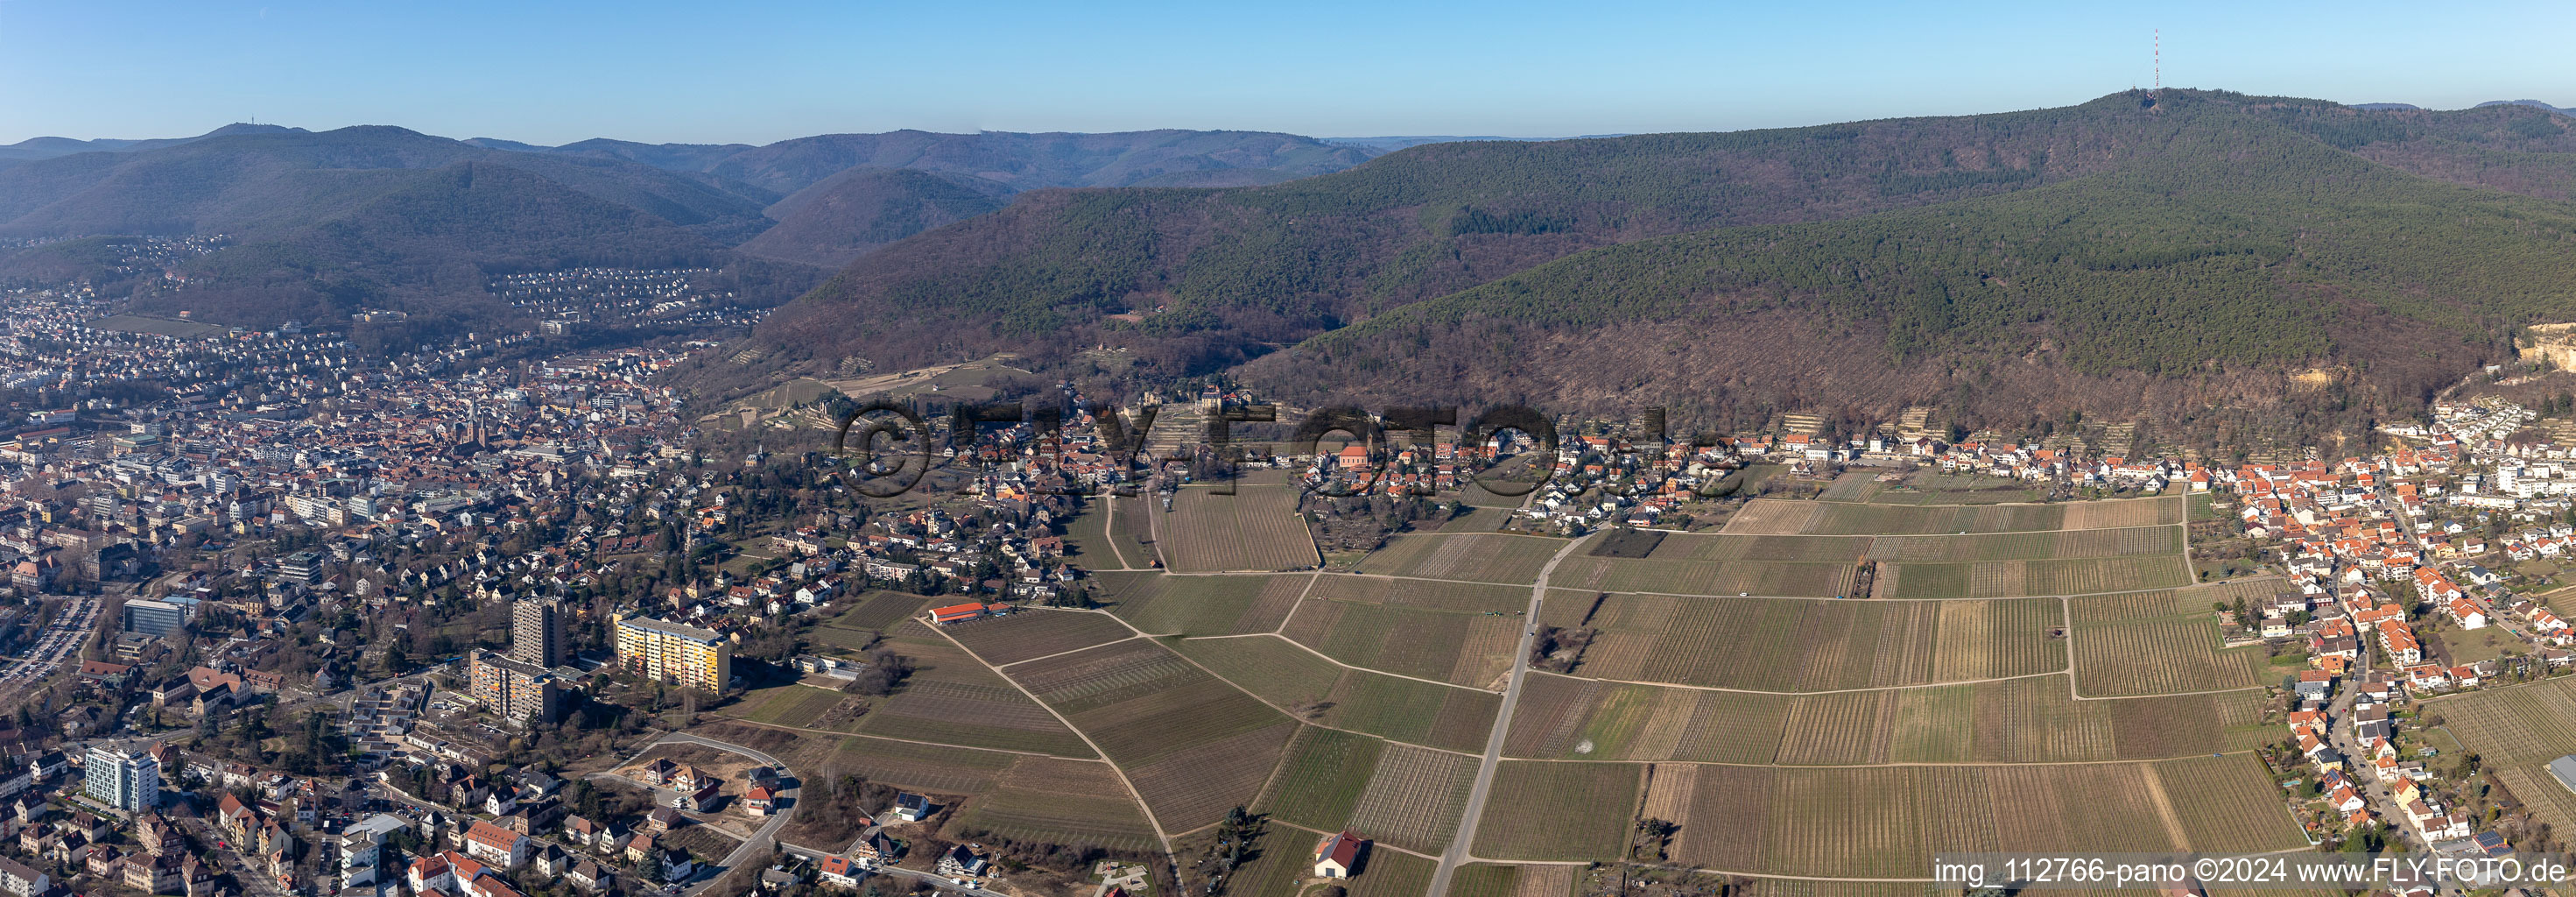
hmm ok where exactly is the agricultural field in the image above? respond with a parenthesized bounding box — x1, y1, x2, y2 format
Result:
(854, 626, 1096, 754)
(1643, 755, 2303, 877)
(1867, 472, 2046, 505)
(826, 735, 1024, 795)
(1504, 675, 1791, 764)
(87, 314, 227, 338)
(1005, 639, 1299, 830)
(1469, 761, 1642, 861)
(731, 684, 847, 727)
(2426, 678, 2576, 831)
(1543, 594, 2065, 691)
(1445, 865, 1577, 897)
(1256, 726, 1385, 834)
(1727, 496, 2182, 535)
(1162, 482, 1321, 572)
(1113, 494, 1157, 568)
(827, 590, 934, 631)
(1314, 670, 1501, 753)
(1096, 571, 1310, 636)
(1344, 744, 1478, 854)
(1645, 527, 2181, 564)
(1355, 533, 1563, 584)
(2070, 581, 2285, 625)
(1306, 575, 1529, 613)
(1505, 674, 2268, 764)
(947, 756, 1160, 851)
(1879, 555, 2192, 598)
(2069, 592, 2269, 696)
(1169, 635, 1343, 707)
(1817, 471, 1885, 502)
(1281, 600, 1523, 688)
(1254, 726, 1476, 854)
(1060, 504, 1126, 569)
(1545, 555, 1858, 597)
(947, 609, 1137, 666)
(855, 677, 1097, 756)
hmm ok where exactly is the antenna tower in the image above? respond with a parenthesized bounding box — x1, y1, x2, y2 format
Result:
(2154, 29, 2160, 95)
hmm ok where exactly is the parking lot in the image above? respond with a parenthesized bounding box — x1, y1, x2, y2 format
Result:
(0, 594, 99, 683)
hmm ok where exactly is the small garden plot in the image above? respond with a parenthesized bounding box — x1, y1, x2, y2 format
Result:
(1470, 762, 1640, 861)
(1097, 571, 1309, 636)
(665, 825, 743, 865)
(948, 610, 1136, 666)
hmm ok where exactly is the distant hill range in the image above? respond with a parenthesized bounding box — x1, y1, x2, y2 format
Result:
(2349, 100, 2571, 115)
(0, 125, 1389, 325)
(2478, 100, 2575, 117)
(1321, 135, 1624, 152)
(718, 91, 2576, 432)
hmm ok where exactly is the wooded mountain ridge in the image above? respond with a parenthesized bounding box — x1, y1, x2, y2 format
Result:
(0, 125, 1383, 325)
(728, 89, 2576, 431)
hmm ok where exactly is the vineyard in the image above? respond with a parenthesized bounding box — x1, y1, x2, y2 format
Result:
(1471, 761, 1643, 861)
(1162, 482, 1322, 572)
(1281, 599, 1524, 687)
(1555, 594, 2064, 691)
(1096, 571, 1310, 636)
(1355, 533, 1564, 583)
(947, 609, 1137, 666)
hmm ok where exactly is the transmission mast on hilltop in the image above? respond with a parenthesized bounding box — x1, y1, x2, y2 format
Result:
(2142, 29, 2162, 109)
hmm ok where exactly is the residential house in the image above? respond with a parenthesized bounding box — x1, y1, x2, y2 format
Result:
(937, 844, 989, 879)
(1314, 830, 1369, 878)
(463, 819, 532, 868)
(818, 855, 863, 889)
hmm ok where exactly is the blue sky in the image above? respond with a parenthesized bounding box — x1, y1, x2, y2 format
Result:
(4, 0, 2572, 145)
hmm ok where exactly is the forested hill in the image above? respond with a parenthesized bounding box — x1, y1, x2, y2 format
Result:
(735, 89, 2576, 427)
(1250, 102, 2576, 427)
(749, 91, 2168, 377)
(0, 125, 1389, 327)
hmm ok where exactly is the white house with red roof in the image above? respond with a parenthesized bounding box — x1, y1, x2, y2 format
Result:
(461, 820, 531, 869)
(1313, 830, 1368, 878)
